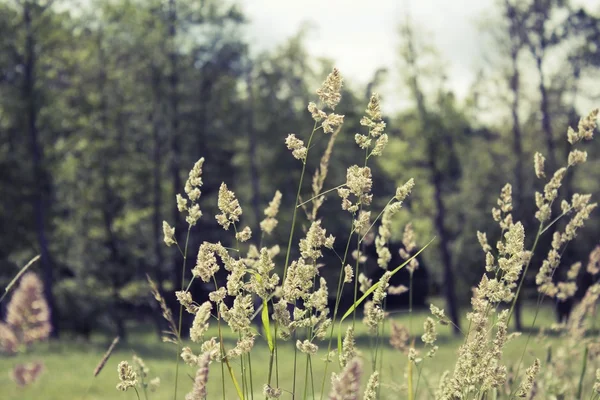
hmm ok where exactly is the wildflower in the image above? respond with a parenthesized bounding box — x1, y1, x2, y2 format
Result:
(477, 231, 492, 252)
(248, 247, 280, 298)
(361, 93, 386, 138)
(344, 265, 353, 283)
(184, 158, 205, 202)
(534, 152, 545, 178)
(193, 242, 225, 282)
(427, 345, 438, 358)
(400, 223, 420, 274)
(387, 285, 408, 295)
(272, 300, 291, 339)
(421, 317, 437, 345)
(228, 334, 256, 358)
(176, 194, 187, 212)
(216, 183, 242, 230)
(328, 357, 362, 400)
(186, 204, 202, 226)
(322, 113, 345, 134)
(340, 327, 356, 367)
(355, 133, 371, 149)
(408, 347, 422, 365)
(0, 323, 18, 354)
(149, 377, 160, 392)
(264, 384, 283, 399)
(116, 361, 137, 391)
(176, 291, 196, 314)
(390, 322, 409, 353)
(363, 371, 379, 400)
(201, 337, 221, 361)
(376, 201, 403, 268)
(353, 210, 371, 234)
(190, 301, 212, 343)
(299, 221, 333, 261)
(316, 67, 343, 110)
(516, 358, 540, 397)
(11, 362, 44, 387)
(363, 300, 384, 332)
(132, 354, 149, 378)
(430, 304, 449, 325)
(340, 165, 373, 212)
(370, 133, 388, 156)
(162, 221, 176, 246)
(588, 245, 600, 275)
(373, 272, 391, 305)
(235, 226, 252, 242)
(395, 178, 415, 202)
(308, 102, 327, 122)
(181, 347, 199, 366)
(260, 190, 282, 235)
(208, 287, 226, 304)
(6, 272, 51, 346)
(568, 108, 598, 144)
(296, 339, 318, 355)
(186, 353, 210, 400)
(358, 273, 372, 293)
(286, 134, 308, 161)
(220, 294, 254, 334)
(568, 149, 587, 166)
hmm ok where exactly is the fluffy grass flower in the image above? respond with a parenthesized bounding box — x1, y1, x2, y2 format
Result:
(116, 361, 137, 391)
(216, 182, 242, 230)
(328, 357, 362, 400)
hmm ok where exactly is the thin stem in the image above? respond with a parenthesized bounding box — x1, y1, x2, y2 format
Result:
(248, 352, 254, 400)
(296, 184, 346, 208)
(320, 218, 357, 398)
(576, 346, 589, 400)
(359, 197, 395, 243)
(409, 272, 414, 335)
(285, 122, 317, 399)
(134, 387, 142, 400)
(0, 254, 40, 304)
(303, 354, 310, 400)
(174, 226, 192, 400)
(540, 207, 572, 235)
(214, 277, 226, 400)
(352, 228, 362, 327)
(508, 222, 542, 326)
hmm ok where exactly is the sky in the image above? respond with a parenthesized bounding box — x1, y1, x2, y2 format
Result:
(242, 0, 598, 111)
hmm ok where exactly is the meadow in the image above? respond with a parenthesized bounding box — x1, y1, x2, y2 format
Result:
(0, 305, 566, 400)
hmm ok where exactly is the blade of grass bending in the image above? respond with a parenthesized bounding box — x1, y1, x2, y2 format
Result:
(262, 298, 274, 352)
(336, 237, 435, 353)
(0, 255, 40, 304)
(225, 355, 245, 400)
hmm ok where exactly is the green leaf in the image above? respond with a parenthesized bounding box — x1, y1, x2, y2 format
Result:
(262, 298, 274, 352)
(337, 237, 435, 354)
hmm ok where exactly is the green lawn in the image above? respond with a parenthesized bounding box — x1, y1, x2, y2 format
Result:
(0, 305, 560, 400)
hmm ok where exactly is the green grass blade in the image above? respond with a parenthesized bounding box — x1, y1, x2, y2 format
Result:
(262, 298, 274, 352)
(337, 237, 435, 354)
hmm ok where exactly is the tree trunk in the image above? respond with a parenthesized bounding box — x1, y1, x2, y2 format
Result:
(24, 3, 58, 338)
(245, 67, 261, 230)
(536, 54, 556, 170)
(430, 161, 461, 334)
(168, 0, 184, 293)
(509, 43, 524, 332)
(401, 19, 461, 334)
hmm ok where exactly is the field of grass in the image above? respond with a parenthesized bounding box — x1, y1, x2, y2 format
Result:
(0, 304, 560, 400)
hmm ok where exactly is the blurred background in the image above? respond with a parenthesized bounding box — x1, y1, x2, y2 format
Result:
(1, 0, 600, 343)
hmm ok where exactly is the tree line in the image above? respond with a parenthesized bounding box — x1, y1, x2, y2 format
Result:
(1, 0, 599, 338)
